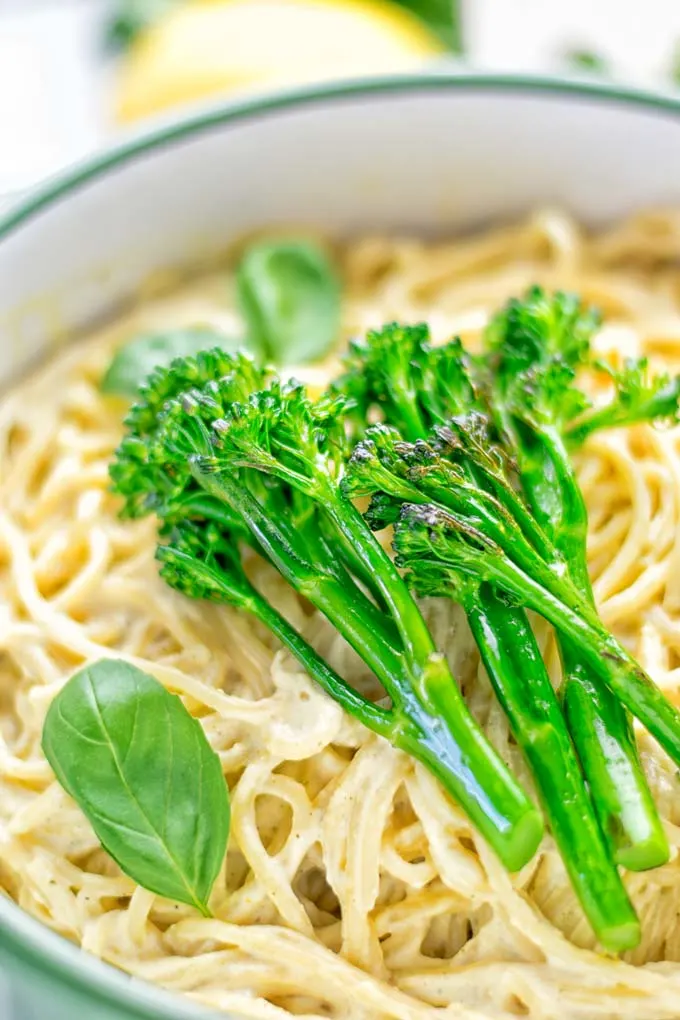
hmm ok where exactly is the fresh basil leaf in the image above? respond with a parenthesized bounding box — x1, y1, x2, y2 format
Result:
(42, 659, 229, 916)
(101, 327, 240, 397)
(236, 240, 341, 366)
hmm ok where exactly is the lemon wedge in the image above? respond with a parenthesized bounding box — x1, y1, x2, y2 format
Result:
(115, 0, 444, 123)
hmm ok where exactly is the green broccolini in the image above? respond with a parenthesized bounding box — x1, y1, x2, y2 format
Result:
(389, 485, 680, 763)
(110, 348, 543, 873)
(336, 322, 639, 951)
(484, 288, 673, 871)
(107, 300, 680, 955)
(566, 355, 680, 445)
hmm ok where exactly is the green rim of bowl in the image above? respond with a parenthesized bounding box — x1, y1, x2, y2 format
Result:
(1, 71, 680, 1018)
(2, 71, 680, 241)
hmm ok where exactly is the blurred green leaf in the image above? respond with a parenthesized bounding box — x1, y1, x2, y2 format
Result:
(101, 327, 242, 396)
(105, 0, 178, 51)
(564, 49, 609, 75)
(393, 0, 462, 51)
(671, 46, 680, 86)
(106, 0, 462, 52)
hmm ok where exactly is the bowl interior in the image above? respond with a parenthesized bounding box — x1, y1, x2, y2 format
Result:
(2, 75, 680, 392)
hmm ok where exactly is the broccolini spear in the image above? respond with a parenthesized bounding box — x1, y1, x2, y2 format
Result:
(346, 411, 680, 805)
(110, 349, 543, 872)
(338, 324, 639, 951)
(401, 475, 680, 745)
(484, 288, 673, 870)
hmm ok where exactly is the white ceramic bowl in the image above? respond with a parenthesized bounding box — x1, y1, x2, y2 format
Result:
(1, 72, 680, 1020)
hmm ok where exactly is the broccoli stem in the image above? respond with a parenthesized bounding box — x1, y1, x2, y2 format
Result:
(431, 529, 680, 768)
(359, 457, 658, 869)
(395, 471, 569, 582)
(478, 468, 562, 566)
(501, 421, 587, 571)
(257, 581, 538, 864)
(194, 467, 405, 683)
(467, 589, 639, 951)
(395, 695, 544, 876)
(244, 588, 394, 738)
(402, 422, 639, 940)
(325, 492, 443, 672)
(318, 511, 391, 612)
(347, 365, 636, 929)
(268, 551, 541, 872)
(157, 538, 395, 735)
(561, 662, 667, 871)
(504, 419, 668, 870)
(196, 465, 542, 871)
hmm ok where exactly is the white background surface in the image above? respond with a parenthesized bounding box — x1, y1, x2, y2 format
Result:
(0, 0, 112, 193)
(2, 0, 680, 195)
(467, 0, 680, 84)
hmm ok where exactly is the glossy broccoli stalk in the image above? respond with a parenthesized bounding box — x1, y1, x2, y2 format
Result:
(485, 288, 672, 872)
(337, 322, 640, 951)
(110, 349, 542, 872)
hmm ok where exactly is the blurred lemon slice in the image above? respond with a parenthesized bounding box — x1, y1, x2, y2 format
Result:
(115, 0, 444, 123)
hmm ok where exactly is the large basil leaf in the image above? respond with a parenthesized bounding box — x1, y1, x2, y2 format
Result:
(42, 659, 229, 915)
(236, 239, 341, 365)
(101, 327, 240, 397)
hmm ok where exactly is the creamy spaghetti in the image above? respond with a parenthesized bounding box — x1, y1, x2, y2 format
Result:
(2, 210, 680, 1020)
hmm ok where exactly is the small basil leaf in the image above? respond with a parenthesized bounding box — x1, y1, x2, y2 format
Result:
(236, 240, 341, 366)
(101, 327, 240, 397)
(42, 659, 229, 916)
